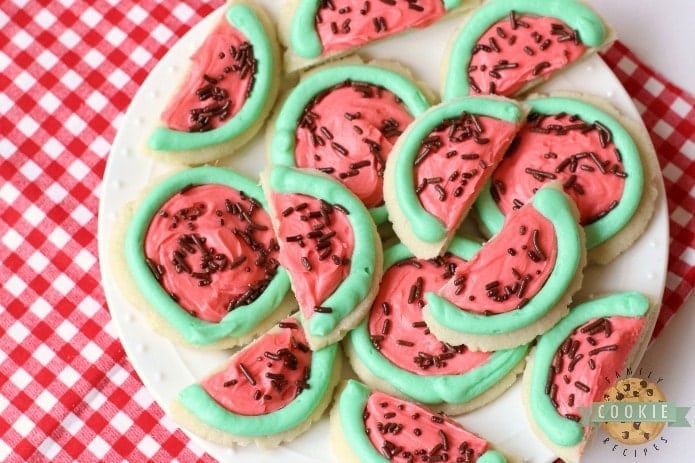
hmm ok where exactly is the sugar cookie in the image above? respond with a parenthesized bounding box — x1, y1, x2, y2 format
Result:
(110, 166, 293, 349)
(147, 1, 281, 164)
(345, 239, 528, 415)
(522, 292, 654, 463)
(172, 315, 341, 447)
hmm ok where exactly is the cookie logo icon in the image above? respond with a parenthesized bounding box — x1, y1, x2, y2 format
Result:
(601, 377, 666, 444)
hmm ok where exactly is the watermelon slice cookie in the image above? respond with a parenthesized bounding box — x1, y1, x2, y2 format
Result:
(522, 292, 653, 463)
(262, 165, 383, 350)
(476, 94, 658, 264)
(384, 95, 525, 258)
(424, 184, 586, 352)
(147, 1, 281, 164)
(281, 0, 480, 72)
(331, 380, 509, 463)
(112, 166, 293, 349)
(172, 316, 341, 447)
(270, 60, 431, 225)
(346, 239, 528, 415)
(442, 0, 613, 99)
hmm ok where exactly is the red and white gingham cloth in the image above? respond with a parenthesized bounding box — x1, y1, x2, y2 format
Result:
(0, 1, 693, 462)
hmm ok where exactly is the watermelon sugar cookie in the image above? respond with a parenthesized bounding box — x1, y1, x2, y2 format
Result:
(424, 183, 586, 352)
(147, 1, 281, 164)
(110, 166, 293, 349)
(384, 95, 526, 258)
(475, 93, 659, 264)
(442, 0, 614, 99)
(172, 316, 341, 447)
(331, 380, 509, 463)
(261, 165, 383, 350)
(279, 0, 480, 72)
(346, 239, 528, 415)
(270, 59, 431, 225)
(522, 292, 654, 463)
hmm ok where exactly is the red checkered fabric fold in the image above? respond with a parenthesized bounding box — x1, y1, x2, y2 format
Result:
(600, 41, 695, 339)
(0, 1, 693, 461)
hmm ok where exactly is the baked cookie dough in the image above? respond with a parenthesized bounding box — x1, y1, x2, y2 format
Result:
(268, 57, 432, 225)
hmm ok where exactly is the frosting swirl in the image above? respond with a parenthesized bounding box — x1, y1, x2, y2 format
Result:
(144, 184, 278, 323)
(295, 82, 414, 208)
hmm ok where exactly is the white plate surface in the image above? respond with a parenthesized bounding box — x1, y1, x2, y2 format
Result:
(97, 3, 669, 462)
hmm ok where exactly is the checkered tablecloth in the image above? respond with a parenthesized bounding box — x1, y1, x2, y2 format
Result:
(0, 1, 693, 461)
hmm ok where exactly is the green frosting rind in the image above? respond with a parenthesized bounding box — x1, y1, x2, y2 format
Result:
(291, 0, 467, 59)
(443, 0, 464, 10)
(338, 380, 389, 463)
(475, 178, 506, 233)
(393, 96, 522, 242)
(177, 343, 337, 435)
(426, 186, 582, 334)
(124, 166, 290, 346)
(338, 380, 507, 463)
(290, 0, 323, 59)
(478, 450, 508, 463)
(269, 166, 377, 338)
(350, 239, 528, 405)
(270, 63, 431, 225)
(148, 5, 276, 152)
(475, 96, 644, 249)
(529, 292, 649, 447)
(443, 0, 607, 99)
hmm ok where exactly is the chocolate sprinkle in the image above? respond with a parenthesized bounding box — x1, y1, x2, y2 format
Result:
(574, 381, 590, 393)
(239, 363, 256, 386)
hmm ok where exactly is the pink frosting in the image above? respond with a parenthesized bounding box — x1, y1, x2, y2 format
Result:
(415, 115, 520, 229)
(144, 185, 279, 323)
(438, 204, 557, 314)
(201, 317, 312, 416)
(160, 16, 254, 131)
(364, 390, 489, 462)
(369, 255, 491, 375)
(468, 15, 586, 96)
(492, 113, 627, 225)
(548, 316, 645, 421)
(295, 83, 414, 208)
(271, 193, 354, 318)
(315, 0, 446, 56)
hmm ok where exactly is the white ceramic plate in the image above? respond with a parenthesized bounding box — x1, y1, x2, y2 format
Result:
(97, 2, 669, 462)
